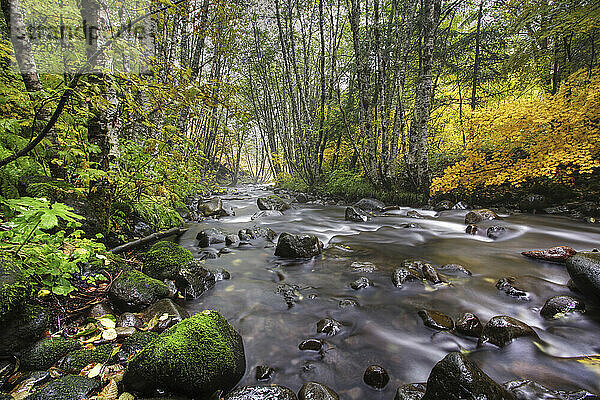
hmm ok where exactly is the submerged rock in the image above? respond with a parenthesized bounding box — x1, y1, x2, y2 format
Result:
(257, 196, 290, 211)
(26, 375, 101, 400)
(338, 299, 360, 308)
(143, 241, 194, 281)
(465, 209, 500, 225)
(566, 252, 600, 300)
(351, 277, 374, 290)
(439, 263, 472, 276)
(345, 206, 368, 222)
(316, 318, 342, 336)
(252, 210, 284, 220)
(275, 233, 323, 258)
(197, 228, 227, 247)
(455, 312, 483, 337)
(540, 295, 585, 319)
(478, 316, 539, 348)
(225, 385, 297, 400)
(255, 365, 275, 381)
(20, 336, 81, 371)
(487, 226, 507, 240)
(363, 365, 390, 389)
(392, 267, 422, 288)
(504, 379, 597, 400)
(496, 277, 530, 300)
(407, 210, 424, 219)
(355, 198, 385, 212)
(298, 382, 339, 400)
(394, 383, 427, 400)
(422, 352, 514, 400)
(239, 226, 277, 242)
(420, 263, 447, 284)
(299, 339, 323, 352)
(418, 309, 454, 331)
(124, 310, 246, 397)
(276, 283, 301, 308)
(522, 246, 576, 262)
(109, 270, 170, 312)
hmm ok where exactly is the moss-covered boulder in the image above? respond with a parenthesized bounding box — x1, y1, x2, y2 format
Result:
(109, 270, 170, 312)
(20, 336, 81, 370)
(113, 331, 159, 363)
(0, 254, 30, 323)
(27, 375, 101, 400)
(123, 310, 246, 397)
(143, 241, 194, 281)
(0, 304, 49, 356)
(57, 343, 114, 373)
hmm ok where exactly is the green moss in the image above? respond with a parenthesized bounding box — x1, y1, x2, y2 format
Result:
(123, 310, 245, 397)
(27, 375, 101, 400)
(119, 331, 160, 358)
(20, 336, 82, 370)
(133, 197, 183, 231)
(143, 241, 194, 280)
(58, 343, 115, 373)
(0, 254, 30, 323)
(109, 270, 170, 311)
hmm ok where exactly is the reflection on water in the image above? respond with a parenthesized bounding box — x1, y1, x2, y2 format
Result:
(178, 185, 600, 398)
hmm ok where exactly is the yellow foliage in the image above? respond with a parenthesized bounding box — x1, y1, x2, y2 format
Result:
(431, 70, 600, 195)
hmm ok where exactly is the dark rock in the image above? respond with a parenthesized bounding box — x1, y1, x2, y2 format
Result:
(299, 339, 323, 352)
(0, 304, 49, 356)
(276, 283, 301, 308)
(255, 365, 275, 381)
(164, 279, 178, 297)
(355, 198, 385, 212)
(239, 226, 277, 242)
(114, 330, 160, 362)
(420, 263, 447, 284)
(465, 209, 500, 225)
(316, 318, 342, 336)
(117, 312, 145, 329)
(522, 246, 577, 262)
(27, 375, 101, 400)
(124, 311, 246, 398)
(86, 302, 113, 319)
(133, 221, 154, 237)
(9, 370, 50, 396)
(225, 385, 297, 400)
(439, 264, 472, 276)
(141, 298, 189, 332)
(466, 224, 479, 235)
(350, 261, 377, 273)
(418, 310, 454, 331)
(566, 252, 600, 300)
(345, 207, 368, 222)
(20, 336, 81, 370)
(298, 382, 339, 400)
(338, 299, 359, 308)
(257, 196, 290, 211)
(296, 193, 309, 203)
(540, 296, 585, 319)
(519, 194, 548, 213)
(116, 326, 136, 339)
(394, 383, 426, 400)
(198, 248, 220, 260)
(455, 313, 483, 337)
(143, 241, 194, 281)
(496, 277, 530, 300)
(487, 226, 507, 240)
(211, 268, 231, 281)
(434, 200, 453, 211)
(504, 379, 598, 400)
(407, 210, 424, 219)
(109, 270, 170, 312)
(197, 197, 226, 217)
(226, 234, 240, 246)
(478, 316, 539, 347)
(252, 210, 284, 220)
(57, 343, 114, 372)
(174, 260, 216, 299)
(392, 267, 422, 288)
(363, 365, 390, 389)
(422, 352, 514, 400)
(275, 233, 323, 258)
(197, 228, 227, 247)
(350, 277, 374, 290)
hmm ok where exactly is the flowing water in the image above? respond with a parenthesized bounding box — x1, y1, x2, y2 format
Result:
(177, 185, 600, 399)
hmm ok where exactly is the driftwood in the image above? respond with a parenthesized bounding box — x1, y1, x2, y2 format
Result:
(109, 227, 188, 254)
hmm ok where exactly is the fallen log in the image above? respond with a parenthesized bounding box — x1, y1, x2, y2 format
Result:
(109, 227, 188, 254)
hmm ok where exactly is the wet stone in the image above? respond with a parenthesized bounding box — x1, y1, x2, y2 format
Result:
(350, 262, 377, 273)
(496, 277, 530, 300)
(225, 385, 297, 400)
(275, 233, 323, 258)
(394, 383, 426, 400)
(439, 264, 472, 276)
(455, 312, 483, 337)
(87, 302, 114, 319)
(478, 315, 539, 348)
(316, 318, 342, 336)
(196, 228, 226, 247)
(487, 226, 507, 240)
(522, 246, 577, 262)
(345, 207, 368, 222)
(392, 267, 422, 288)
(338, 299, 359, 308)
(504, 379, 597, 400)
(418, 309, 454, 331)
(225, 234, 240, 246)
(407, 210, 424, 219)
(299, 339, 323, 352)
(363, 365, 390, 389)
(351, 277, 374, 290)
(566, 252, 600, 300)
(465, 209, 500, 225)
(540, 295, 585, 319)
(298, 382, 339, 400)
(466, 224, 479, 235)
(117, 312, 144, 329)
(255, 365, 275, 381)
(420, 263, 447, 284)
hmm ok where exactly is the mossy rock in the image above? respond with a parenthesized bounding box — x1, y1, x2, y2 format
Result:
(27, 375, 101, 400)
(57, 343, 114, 373)
(109, 270, 170, 312)
(0, 254, 30, 323)
(143, 241, 194, 281)
(123, 310, 246, 397)
(0, 303, 49, 356)
(20, 336, 81, 370)
(113, 331, 159, 363)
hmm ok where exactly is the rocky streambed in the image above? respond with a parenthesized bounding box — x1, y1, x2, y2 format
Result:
(2, 185, 600, 399)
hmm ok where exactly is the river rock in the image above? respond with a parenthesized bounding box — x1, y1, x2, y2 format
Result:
(86, 302, 113, 319)
(117, 312, 145, 329)
(466, 224, 479, 235)
(298, 382, 339, 400)
(299, 339, 323, 351)
(504, 379, 598, 400)
(455, 312, 483, 337)
(496, 277, 530, 300)
(57, 343, 115, 372)
(143, 241, 194, 281)
(26, 375, 101, 400)
(197, 197, 226, 217)
(255, 365, 275, 381)
(420, 263, 447, 284)
(465, 209, 500, 224)
(124, 310, 246, 397)
(226, 234, 240, 246)
(197, 228, 227, 247)
(351, 276, 374, 290)
(141, 298, 189, 332)
(239, 226, 277, 242)
(296, 193, 309, 203)
(439, 264, 472, 276)
(252, 210, 284, 220)
(109, 270, 170, 312)
(225, 385, 297, 400)
(478, 316, 539, 348)
(392, 267, 422, 288)
(275, 233, 323, 258)
(434, 200, 453, 211)
(418, 309, 454, 331)
(407, 210, 424, 219)
(540, 295, 585, 319)
(0, 304, 49, 356)
(522, 246, 577, 262)
(257, 196, 290, 211)
(363, 365, 389, 389)
(422, 352, 514, 400)
(394, 383, 426, 400)
(566, 252, 600, 299)
(316, 318, 342, 336)
(487, 226, 507, 239)
(114, 331, 160, 362)
(339, 299, 360, 308)
(518, 194, 548, 213)
(174, 260, 216, 299)
(355, 198, 385, 212)
(345, 206, 368, 222)
(20, 336, 81, 370)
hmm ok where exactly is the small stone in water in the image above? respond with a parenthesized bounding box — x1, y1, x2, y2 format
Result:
(299, 339, 323, 352)
(521, 246, 576, 262)
(316, 318, 342, 336)
(487, 226, 506, 239)
(465, 224, 479, 235)
(496, 277, 530, 300)
(339, 299, 359, 308)
(255, 365, 275, 381)
(439, 263, 472, 276)
(455, 312, 483, 337)
(351, 277, 374, 290)
(363, 365, 389, 389)
(418, 309, 454, 331)
(540, 295, 585, 319)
